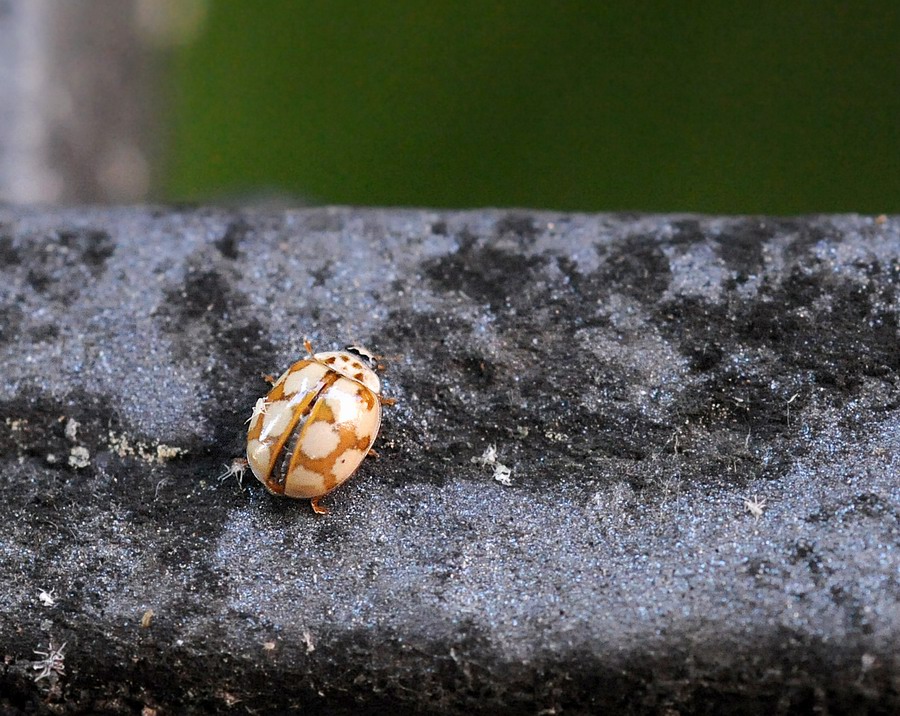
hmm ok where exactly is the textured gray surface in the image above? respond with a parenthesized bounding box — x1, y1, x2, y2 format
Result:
(0, 206, 898, 714)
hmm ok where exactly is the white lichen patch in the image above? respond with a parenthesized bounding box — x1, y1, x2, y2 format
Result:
(64, 418, 79, 443)
(544, 430, 570, 443)
(155, 444, 186, 461)
(107, 431, 186, 464)
(68, 446, 90, 469)
(108, 432, 135, 458)
(5, 417, 26, 432)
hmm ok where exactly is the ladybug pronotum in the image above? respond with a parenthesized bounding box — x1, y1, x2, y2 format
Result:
(246, 340, 394, 514)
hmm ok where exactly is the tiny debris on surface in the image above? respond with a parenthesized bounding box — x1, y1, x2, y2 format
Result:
(0, 207, 898, 714)
(217, 457, 249, 486)
(301, 628, 316, 654)
(31, 641, 66, 683)
(245, 396, 270, 424)
(492, 463, 512, 486)
(471, 444, 513, 485)
(471, 444, 498, 466)
(744, 494, 766, 519)
(36, 589, 55, 608)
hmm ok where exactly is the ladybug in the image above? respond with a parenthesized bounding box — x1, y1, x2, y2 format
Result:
(246, 340, 394, 514)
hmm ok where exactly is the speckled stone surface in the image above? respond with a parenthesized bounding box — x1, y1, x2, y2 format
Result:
(0, 206, 898, 714)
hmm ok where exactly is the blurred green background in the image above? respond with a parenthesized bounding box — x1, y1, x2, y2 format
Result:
(165, 2, 900, 213)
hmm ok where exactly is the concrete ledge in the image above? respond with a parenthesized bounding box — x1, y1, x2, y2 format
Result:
(0, 206, 898, 713)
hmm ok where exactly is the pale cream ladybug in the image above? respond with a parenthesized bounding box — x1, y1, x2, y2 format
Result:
(246, 340, 393, 514)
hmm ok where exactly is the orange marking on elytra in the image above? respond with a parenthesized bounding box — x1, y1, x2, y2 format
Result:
(254, 371, 339, 488)
(356, 386, 377, 410)
(286, 383, 380, 494)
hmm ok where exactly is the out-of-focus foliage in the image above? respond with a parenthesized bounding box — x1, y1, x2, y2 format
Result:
(165, 2, 900, 213)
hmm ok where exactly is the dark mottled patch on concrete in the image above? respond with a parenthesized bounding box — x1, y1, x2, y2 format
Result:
(214, 218, 249, 259)
(452, 353, 497, 390)
(310, 261, 332, 287)
(712, 218, 773, 277)
(0, 232, 21, 266)
(0, 303, 22, 343)
(597, 233, 672, 302)
(494, 212, 538, 246)
(423, 230, 547, 309)
(670, 218, 708, 246)
(0, 388, 96, 463)
(14, 227, 114, 301)
(157, 263, 276, 456)
(57, 228, 115, 273)
(27, 323, 59, 342)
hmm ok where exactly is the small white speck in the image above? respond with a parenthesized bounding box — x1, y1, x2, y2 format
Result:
(493, 464, 513, 486)
(744, 495, 766, 519)
(245, 397, 270, 424)
(302, 628, 316, 654)
(37, 589, 56, 607)
(471, 445, 498, 466)
(472, 444, 513, 486)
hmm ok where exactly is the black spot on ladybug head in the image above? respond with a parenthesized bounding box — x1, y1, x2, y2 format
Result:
(345, 345, 378, 369)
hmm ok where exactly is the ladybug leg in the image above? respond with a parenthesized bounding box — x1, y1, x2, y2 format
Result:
(367, 448, 380, 459)
(261, 373, 277, 385)
(304, 338, 315, 357)
(379, 396, 397, 407)
(310, 496, 329, 515)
